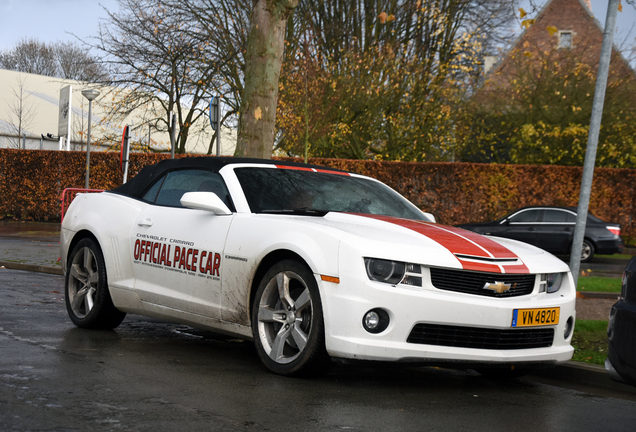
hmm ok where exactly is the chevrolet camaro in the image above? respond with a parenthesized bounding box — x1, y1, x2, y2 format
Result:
(61, 157, 576, 377)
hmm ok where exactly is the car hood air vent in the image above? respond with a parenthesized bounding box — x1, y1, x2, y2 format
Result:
(454, 254, 521, 264)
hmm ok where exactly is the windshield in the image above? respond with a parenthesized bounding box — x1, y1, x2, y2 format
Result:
(234, 167, 427, 220)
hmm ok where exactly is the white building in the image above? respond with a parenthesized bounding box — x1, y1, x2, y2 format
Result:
(0, 68, 236, 155)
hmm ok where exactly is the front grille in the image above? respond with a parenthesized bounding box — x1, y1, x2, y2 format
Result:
(430, 268, 535, 298)
(407, 323, 554, 350)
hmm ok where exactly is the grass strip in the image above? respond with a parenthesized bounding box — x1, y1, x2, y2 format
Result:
(571, 319, 608, 365)
(577, 276, 621, 292)
(595, 254, 633, 260)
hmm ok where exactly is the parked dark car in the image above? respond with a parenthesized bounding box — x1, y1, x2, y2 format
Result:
(457, 206, 622, 262)
(606, 257, 636, 387)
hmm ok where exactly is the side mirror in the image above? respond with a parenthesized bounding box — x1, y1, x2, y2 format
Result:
(423, 212, 436, 223)
(180, 192, 232, 215)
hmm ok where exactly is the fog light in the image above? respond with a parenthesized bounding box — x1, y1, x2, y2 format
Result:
(362, 308, 390, 334)
(564, 317, 574, 339)
(365, 311, 379, 328)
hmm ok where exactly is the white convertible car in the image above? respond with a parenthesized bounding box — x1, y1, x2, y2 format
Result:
(61, 157, 575, 377)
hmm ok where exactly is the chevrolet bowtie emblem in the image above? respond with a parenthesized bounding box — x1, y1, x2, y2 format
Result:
(483, 281, 512, 294)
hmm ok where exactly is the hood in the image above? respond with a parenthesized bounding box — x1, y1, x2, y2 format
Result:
(456, 220, 499, 229)
(318, 212, 568, 275)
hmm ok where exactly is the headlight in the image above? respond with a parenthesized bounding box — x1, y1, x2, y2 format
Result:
(541, 273, 563, 293)
(364, 258, 405, 285)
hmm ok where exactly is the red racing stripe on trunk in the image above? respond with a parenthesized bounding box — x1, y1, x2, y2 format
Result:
(359, 214, 529, 274)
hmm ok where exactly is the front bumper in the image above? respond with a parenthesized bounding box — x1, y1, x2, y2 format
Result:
(320, 268, 576, 365)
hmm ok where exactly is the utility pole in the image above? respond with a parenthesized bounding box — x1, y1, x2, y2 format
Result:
(170, 113, 176, 159)
(569, 0, 619, 286)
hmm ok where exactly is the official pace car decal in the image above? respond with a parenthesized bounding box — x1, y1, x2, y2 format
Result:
(133, 234, 222, 279)
(359, 215, 530, 274)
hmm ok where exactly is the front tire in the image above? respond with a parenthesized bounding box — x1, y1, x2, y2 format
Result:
(65, 238, 126, 329)
(251, 260, 329, 376)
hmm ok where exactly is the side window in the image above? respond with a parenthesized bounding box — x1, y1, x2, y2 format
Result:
(509, 209, 541, 223)
(141, 169, 232, 209)
(544, 210, 574, 223)
(142, 177, 165, 203)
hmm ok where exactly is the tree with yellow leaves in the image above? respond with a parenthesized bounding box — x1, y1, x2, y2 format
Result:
(457, 19, 636, 167)
(275, 0, 516, 161)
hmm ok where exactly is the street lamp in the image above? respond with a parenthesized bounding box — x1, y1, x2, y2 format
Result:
(81, 89, 100, 189)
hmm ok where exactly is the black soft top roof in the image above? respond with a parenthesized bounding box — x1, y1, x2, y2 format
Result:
(111, 156, 347, 198)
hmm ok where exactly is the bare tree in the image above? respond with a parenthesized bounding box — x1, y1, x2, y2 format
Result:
(90, 0, 244, 153)
(166, 0, 252, 154)
(0, 38, 58, 76)
(0, 38, 106, 81)
(3, 77, 37, 149)
(53, 42, 108, 81)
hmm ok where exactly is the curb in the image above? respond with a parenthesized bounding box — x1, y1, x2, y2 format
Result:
(0, 260, 63, 276)
(528, 361, 636, 399)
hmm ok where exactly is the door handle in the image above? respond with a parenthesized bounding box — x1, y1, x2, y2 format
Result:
(138, 218, 153, 227)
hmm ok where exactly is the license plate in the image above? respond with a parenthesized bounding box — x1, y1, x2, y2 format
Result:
(512, 308, 560, 327)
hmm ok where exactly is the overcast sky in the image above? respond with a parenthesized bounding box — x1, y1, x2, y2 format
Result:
(0, 0, 119, 52)
(0, 0, 634, 54)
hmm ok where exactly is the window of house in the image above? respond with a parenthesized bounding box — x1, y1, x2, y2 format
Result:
(558, 31, 573, 49)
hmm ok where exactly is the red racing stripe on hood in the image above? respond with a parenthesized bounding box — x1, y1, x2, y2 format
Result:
(358, 214, 529, 274)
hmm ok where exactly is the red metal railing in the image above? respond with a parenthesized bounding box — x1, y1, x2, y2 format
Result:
(60, 188, 104, 222)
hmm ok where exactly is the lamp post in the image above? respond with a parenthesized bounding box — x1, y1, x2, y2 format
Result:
(81, 89, 100, 189)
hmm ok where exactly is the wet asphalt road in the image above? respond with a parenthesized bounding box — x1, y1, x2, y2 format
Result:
(2, 269, 636, 432)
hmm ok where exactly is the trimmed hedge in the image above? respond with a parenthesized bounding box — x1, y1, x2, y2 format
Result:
(1, 149, 634, 241)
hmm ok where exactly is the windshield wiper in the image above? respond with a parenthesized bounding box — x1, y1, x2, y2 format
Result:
(260, 208, 328, 216)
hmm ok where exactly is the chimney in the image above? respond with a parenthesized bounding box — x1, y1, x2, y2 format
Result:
(584, 0, 591, 10)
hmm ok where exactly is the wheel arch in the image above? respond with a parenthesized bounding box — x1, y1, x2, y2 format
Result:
(583, 236, 596, 249)
(248, 249, 310, 318)
(568, 236, 596, 262)
(65, 230, 101, 268)
(568, 236, 596, 252)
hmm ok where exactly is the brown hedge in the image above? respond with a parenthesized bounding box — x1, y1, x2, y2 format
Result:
(2, 149, 635, 241)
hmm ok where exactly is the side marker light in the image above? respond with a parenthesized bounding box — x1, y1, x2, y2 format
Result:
(321, 275, 340, 284)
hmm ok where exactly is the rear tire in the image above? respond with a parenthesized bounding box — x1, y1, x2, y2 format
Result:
(580, 239, 595, 263)
(65, 238, 126, 330)
(251, 259, 330, 376)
